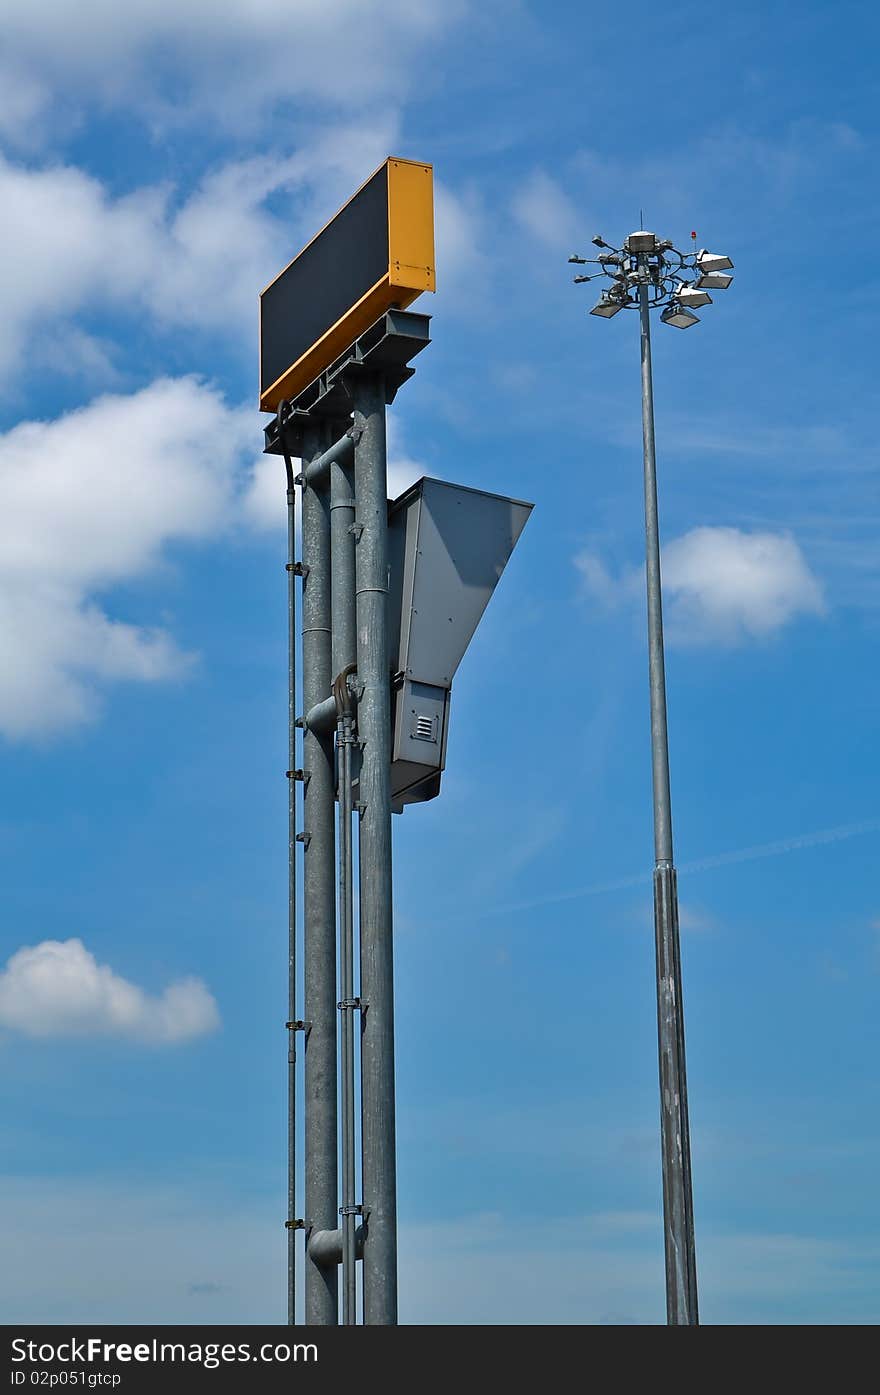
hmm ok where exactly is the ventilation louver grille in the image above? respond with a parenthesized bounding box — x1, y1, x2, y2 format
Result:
(412, 713, 438, 743)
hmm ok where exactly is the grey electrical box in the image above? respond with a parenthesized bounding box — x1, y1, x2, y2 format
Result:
(385, 477, 533, 811)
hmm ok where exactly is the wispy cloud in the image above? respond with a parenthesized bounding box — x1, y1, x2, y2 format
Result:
(511, 168, 581, 251)
(3, 1172, 875, 1323)
(0, 0, 466, 145)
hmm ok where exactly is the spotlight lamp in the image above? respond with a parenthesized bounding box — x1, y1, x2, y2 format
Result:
(675, 282, 712, 308)
(661, 302, 700, 329)
(696, 249, 733, 272)
(695, 270, 733, 290)
(590, 292, 624, 318)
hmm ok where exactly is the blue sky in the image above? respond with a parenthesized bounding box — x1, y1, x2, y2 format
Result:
(0, 0, 878, 1324)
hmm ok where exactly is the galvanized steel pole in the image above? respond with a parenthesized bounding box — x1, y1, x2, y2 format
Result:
(301, 422, 339, 1326)
(638, 274, 699, 1326)
(352, 372, 398, 1325)
(330, 423, 359, 1325)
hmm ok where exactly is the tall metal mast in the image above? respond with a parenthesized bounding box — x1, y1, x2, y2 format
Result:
(572, 228, 735, 1324)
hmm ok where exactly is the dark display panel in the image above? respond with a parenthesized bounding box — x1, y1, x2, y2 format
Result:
(261, 166, 389, 396)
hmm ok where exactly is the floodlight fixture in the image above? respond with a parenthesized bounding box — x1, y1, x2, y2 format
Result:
(696, 249, 733, 272)
(695, 270, 733, 290)
(675, 282, 712, 308)
(661, 302, 700, 329)
(590, 293, 624, 318)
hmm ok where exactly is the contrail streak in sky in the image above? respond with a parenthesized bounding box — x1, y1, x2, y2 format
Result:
(469, 817, 880, 920)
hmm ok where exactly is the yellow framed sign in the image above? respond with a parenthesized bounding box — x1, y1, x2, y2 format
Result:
(259, 157, 435, 413)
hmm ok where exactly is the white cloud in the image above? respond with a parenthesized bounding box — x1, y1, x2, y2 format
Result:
(662, 527, 826, 644)
(0, 376, 253, 736)
(0, 938, 219, 1043)
(576, 526, 825, 646)
(241, 452, 291, 533)
(0, 1, 464, 144)
(511, 168, 581, 251)
(0, 153, 160, 379)
(0, 123, 399, 379)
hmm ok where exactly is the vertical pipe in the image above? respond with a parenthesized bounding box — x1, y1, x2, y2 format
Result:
(330, 432, 357, 677)
(330, 424, 359, 1325)
(285, 443, 298, 1326)
(337, 707, 357, 1324)
(351, 373, 397, 1325)
(301, 421, 339, 1326)
(638, 277, 699, 1326)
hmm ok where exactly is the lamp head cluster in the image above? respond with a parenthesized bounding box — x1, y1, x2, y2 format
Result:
(569, 229, 733, 328)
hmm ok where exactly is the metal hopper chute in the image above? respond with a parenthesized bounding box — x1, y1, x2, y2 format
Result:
(385, 477, 533, 810)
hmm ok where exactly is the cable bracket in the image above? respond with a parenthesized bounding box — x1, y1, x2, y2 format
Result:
(286, 1020, 307, 1031)
(338, 1204, 363, 1217)
(285, 1219, 305, 1231)
(285, 561, 308, 577)
(337, 997, 361, 1011)
(295, 831, 311, 847)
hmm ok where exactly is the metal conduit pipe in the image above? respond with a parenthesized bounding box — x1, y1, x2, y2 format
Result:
(307, 1225, 365, 1268)
(302, 429, 355, 488)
